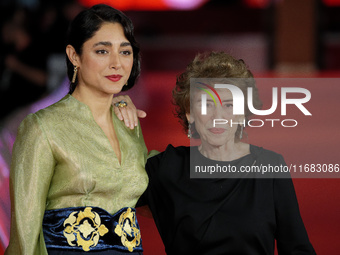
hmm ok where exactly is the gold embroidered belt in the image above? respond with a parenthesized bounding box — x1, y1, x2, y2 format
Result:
(42, 206, 142, 252)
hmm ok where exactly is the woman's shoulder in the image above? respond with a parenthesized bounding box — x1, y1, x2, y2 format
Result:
(25, 94, 87, 126)
(34, 94, 76, 117)
(146, 145, 190, 179)
(165, 144, 190, 153)
(147, 144, 190, 166)
(17, 95, 78, 133)
(153, 144, 190, 159)
(250, 144, 285, 164)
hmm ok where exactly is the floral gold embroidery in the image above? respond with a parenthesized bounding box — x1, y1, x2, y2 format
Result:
(114, 208, 141, 252)
(63, 207, 109, 251)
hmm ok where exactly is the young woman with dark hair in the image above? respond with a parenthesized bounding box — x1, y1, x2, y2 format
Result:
(5, 4, 146, 255)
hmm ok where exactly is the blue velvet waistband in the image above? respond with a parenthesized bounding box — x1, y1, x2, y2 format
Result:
(43, 206, 143, 252)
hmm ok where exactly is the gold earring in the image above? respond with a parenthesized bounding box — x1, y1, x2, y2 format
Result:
(72, 66, 78, 83)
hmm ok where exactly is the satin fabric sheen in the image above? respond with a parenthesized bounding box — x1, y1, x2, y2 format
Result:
(43, 207, 143, 252)
(6, 94, 148, 255)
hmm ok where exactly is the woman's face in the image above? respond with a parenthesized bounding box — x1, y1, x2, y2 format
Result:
(70, 22, 134, 95)
(188, 88, 244, 148)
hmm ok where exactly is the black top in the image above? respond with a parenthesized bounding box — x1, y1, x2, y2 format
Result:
(139, 145, 316, 255)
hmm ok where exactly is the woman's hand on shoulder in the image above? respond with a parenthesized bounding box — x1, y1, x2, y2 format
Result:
(112, 95, 147, 129)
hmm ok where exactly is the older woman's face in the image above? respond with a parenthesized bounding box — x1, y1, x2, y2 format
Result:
(188, 88, 244, 147)
(71, 22, 133, 95)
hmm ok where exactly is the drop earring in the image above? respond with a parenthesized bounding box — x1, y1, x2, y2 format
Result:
(188, 123, 192, 139)
(72, 66, 78, 83)
(239, 125, 244, 140)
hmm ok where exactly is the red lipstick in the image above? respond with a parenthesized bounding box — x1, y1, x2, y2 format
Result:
(209, 128, 226, 134)
(106, 75, 122, 82)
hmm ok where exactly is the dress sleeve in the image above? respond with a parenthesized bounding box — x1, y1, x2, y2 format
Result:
(136, 150, 161, 207)
(274, 156, 316, 255)
(134, 119, 149, 164)
(5, 114, 55, 255)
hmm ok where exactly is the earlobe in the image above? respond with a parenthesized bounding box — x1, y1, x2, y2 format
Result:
(238, 115, 246, 124)
(186, 113, 194, 124)
(66, 45, 80, 66)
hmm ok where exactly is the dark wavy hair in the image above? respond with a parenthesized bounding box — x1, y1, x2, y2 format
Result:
(173, 51, 262, 140)
(65, 4, 141, 94)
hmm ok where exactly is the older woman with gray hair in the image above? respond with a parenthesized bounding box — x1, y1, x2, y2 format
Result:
(136, 52, 316, 255)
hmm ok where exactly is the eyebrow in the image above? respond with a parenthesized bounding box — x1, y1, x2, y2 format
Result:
(93, 41, 132, 47)
(197, 98, 225, 101)
(121, 42, 131, 47)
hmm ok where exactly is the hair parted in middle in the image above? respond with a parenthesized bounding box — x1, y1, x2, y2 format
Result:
(65, 4, 141, 94)
(172, 51, 263, 140)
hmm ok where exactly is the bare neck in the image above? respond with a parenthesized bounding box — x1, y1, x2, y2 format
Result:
(199, 141, 250, 161)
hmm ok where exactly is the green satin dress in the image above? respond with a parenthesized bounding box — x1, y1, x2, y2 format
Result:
(5, 94, 149, 255)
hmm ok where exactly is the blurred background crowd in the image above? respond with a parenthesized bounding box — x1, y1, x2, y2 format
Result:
(1, 0, 340, 254)
(0, 0, 83, 120)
